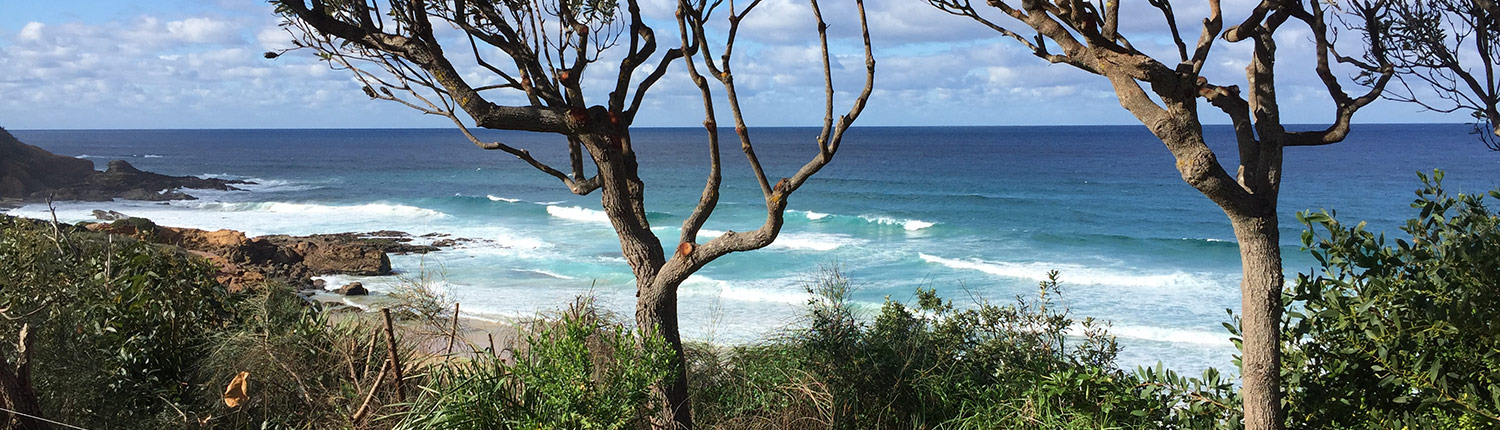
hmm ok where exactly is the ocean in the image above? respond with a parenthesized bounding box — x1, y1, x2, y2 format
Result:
(7, 124, 1496, 374)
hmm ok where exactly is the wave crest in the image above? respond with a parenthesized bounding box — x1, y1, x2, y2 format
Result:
(859, 214, 936, 231)
(487, 195, 521, 203)
(917, 253, 1215, 288)
(546, 205, 610, 223)
(187, 201, 449, 219)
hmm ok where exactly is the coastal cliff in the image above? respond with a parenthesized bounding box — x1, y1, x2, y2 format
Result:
(0, 128, 246, 202)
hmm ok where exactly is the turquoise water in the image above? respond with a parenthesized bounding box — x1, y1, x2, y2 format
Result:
(8, 125, 1497, 374)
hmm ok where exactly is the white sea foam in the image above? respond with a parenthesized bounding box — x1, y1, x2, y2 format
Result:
(546, 205, 610, 223)
(487, 195, 521, 203)
(195, 174, 320, 193)
(185, 201, 449, 219)
(772, 232, 861, 251)
(678, 229, 855, 252)
(860, 214, 936, 231)
(142, 154, 163, 158)
(512, 269, 576, 280)
(494, 232, 548, 250)
(1099, 324, 1232, 346)
(199, 173, 254, 180)
(792, 210, 831, 220)
(683, 275, 809, 305)
(917, 253, 1210, 288)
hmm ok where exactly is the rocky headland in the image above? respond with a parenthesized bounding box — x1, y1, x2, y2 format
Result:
(0, 127, 247, 204)
(84, 216, 450, 293)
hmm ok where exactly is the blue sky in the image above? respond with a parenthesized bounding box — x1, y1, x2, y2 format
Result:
(0, 0, 1459, 129)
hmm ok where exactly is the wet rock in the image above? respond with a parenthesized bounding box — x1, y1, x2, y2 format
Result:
(337, 282, 368, 296)
(91, 209, 130, 221)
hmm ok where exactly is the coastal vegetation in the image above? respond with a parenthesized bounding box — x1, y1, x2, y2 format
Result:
(1, 174, 1497, 428)
(267, 0, 875, 424)
(915, 1, 1410, 428)
(3, 0, 1498, 428)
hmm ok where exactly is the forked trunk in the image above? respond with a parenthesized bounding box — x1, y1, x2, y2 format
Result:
(1231, 213, 1284, 430)
(637, 282, 693, 429)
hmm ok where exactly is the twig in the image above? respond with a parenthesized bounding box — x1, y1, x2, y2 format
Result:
(381, 308, 405, 403)
(446, 302, 461, 357)
(349, 357, 390, 424)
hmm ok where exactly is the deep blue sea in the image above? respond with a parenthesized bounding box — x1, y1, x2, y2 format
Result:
(7, 125, 1497, 374)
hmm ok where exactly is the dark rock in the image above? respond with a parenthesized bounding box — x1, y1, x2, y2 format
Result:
(260, 234, 393, 275)
(91, 209, 129, 221)
(0, 128, 95, 199)
(364, 230, 410, 238)
(431, 239, 457, 247)
(105, 160, 143, 174)
(337, 282, 368, 296)
(311, 279, 327, 289)
(0, 129, 252, 202)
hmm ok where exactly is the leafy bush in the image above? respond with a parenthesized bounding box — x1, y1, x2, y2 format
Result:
(1280, 171, 1500, 428)
(397, 297, 674, 429)
(689, 267, 1234, 429)
(0, 215, 234, 427)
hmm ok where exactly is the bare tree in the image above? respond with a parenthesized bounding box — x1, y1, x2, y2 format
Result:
(1351, 0, 1500, 149)
(921, 1, 1393, 428)
(268, 0, 874, 428)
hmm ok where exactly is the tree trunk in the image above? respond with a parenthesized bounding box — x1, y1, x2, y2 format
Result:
(585, 132, 693, 429)
(1231, 213, 1284, 430)
(637, 281, 692, 429)
(0, 324, 44, 430)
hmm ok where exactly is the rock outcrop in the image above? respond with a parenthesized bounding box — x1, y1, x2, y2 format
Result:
(0, 128, 248, 202)
(83, 221, 430, 292)
(337, 282, 368, 296)
(0, 128, 95, 199)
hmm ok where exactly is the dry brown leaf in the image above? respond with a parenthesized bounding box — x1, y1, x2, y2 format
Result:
(223, 371, 250, 408)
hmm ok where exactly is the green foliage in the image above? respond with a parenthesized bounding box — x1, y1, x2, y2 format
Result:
(1281, 170, 1500, 428)
(397, 297, 674, 430)
(689, 267, 1237, 429)
(0, 215, 234, 427)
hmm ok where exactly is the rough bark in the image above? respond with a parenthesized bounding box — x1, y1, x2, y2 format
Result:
(636, 282, 690, 428)
(0, 325, 44, 430)
(1232, 213, 1284, 430)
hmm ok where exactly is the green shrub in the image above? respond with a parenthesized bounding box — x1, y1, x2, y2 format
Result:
(1280, 171, 1500, 428)
(397, 297, 675, 430)
(0, 215, 234, 427)
(688, 267, 1225, 429)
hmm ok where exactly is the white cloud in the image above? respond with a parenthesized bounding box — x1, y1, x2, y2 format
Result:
(18, 22, 44, 41)
(0, 1, 1461, 129)
(165, 17, 240, 44)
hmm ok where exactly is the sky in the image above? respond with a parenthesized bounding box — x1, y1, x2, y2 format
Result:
(0, 0, 1462, 129)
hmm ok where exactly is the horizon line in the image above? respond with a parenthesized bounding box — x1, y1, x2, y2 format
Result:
(3, 122, 1471, 132)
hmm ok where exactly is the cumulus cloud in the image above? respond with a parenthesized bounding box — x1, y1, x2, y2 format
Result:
(0, 1, 1455, 129)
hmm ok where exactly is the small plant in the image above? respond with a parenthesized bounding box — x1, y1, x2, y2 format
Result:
(397, 296, 674, 429)
(190, 284, 412, 429)
(386, 263, 457, 326)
